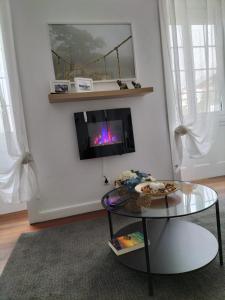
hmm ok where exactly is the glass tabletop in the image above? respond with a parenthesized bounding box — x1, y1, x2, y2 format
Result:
(101, 181, 218, 219)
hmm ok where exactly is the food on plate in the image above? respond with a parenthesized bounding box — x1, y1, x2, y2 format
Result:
(149, 182, 165, 190)
(141, 182, 177, 195)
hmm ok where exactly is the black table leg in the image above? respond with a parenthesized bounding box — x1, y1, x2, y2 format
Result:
(165, 195, 168, 208)
(142, 218, 153, 296)
(107, 211, 114, 240)
(215, 201, 223, 266)
(165, 195, 169, 221)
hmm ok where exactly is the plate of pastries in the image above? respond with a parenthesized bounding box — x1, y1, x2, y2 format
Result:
(135, 181, 177, 197)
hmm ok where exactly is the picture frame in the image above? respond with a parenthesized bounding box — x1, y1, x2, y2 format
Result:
(70, 82, 76, 92)
(48, 23, 136, 82)
(74, 77, 93, 92)
(51, 80, 71, 93)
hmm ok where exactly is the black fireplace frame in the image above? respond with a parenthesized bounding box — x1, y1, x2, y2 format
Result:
(74, 108, 135, 160)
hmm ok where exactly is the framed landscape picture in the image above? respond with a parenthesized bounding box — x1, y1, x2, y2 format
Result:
(48, 23, 136, 81)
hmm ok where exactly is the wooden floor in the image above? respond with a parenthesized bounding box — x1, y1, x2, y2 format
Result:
(1, 176, 225, 275)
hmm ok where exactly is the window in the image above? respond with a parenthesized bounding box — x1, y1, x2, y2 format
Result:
(169, 24, 222, 115)
(0, 27, 14, 134)
(192, 25, 219, 113)
(0, 25, 15, 172)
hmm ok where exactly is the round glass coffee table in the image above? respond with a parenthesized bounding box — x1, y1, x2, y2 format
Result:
(101, 181, 223, 296)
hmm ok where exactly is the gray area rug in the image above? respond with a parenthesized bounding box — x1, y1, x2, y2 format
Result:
(1, 201, 225, 300)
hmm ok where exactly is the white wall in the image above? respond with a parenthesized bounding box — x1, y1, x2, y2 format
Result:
(9, 0, 173, 223)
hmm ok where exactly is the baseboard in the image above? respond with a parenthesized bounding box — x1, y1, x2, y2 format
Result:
(28, 199, 102, 224)
(0, 202, 27, 215)
(181, 162, 225, 181)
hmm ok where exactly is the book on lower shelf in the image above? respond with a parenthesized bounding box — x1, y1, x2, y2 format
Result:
(108, 232, 145, 256)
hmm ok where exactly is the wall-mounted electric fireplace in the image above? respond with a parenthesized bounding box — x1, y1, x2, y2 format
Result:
(74, 108, 135, 160)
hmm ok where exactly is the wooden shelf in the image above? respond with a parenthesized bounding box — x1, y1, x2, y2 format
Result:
(48, 87, 153, 103)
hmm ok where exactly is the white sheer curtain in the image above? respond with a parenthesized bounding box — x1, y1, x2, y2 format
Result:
(159, 0, 225, 176)
(0, 0, 37, 203)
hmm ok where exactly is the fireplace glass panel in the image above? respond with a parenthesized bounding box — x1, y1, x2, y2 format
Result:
(88, 120, 123, 147)
(74, 108, 135, 159)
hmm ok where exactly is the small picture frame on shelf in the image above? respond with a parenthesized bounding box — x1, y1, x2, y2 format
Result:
(74, 77, 93, 92)
(51, 80, 71, 93)
(70, 82, 76, 92)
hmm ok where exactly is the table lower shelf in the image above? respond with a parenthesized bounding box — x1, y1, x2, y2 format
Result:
(115, 219, 218, 275)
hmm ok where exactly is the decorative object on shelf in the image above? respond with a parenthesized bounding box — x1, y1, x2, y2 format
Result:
(48, 23, 136, 81)
(131, 81, 141, 88)
(74, 77, 93, 92)
(117, 80, 128, 90)
(51, 80, 70, 93)
(114, 170, 156, 190)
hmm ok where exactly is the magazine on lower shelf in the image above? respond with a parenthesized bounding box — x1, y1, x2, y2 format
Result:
(108, 232, 146, 256)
